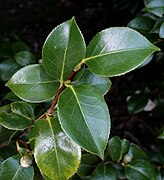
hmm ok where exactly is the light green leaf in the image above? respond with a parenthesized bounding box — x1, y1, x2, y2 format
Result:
(84, 27, 159, 77)
(6, 64, 60, 103)
(58, 85, 110, 158)
(42, 17, 86, 82)
(14, 51, 36, 66)
(159, 22, 164, 38)
(144, 0, 164, 17)
(34, 116, 81, 180)
(91, 165, 117, 180)
(125, 159, 158, 180)
(0, 102, 33, 130)
(0, 154, 34, 180)
(74, 69, 112, 95)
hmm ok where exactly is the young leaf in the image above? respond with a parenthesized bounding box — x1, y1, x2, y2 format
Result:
(34, 116, 81, 180)
(144, 0, 164, 17)
(125, 159, 158, 180)
(42, 17, 86, 82)
(6, 64, 59, 103)
(58, 85, 110, 158)
(74, 69, 112, 95)
(0, 154, 34, 180)
(84, 27, 159, 77)
(0, 102, 33, 130)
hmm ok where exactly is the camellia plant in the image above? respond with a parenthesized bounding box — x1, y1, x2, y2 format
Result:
(0, 17, 160, 179)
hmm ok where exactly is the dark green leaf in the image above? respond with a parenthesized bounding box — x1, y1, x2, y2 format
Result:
(0, 59, 21, 81)
(12, 41, 29, 54)
(29, 120, 46, 149)
(0, 154, 34, 180)
(159, 22, 164, 38)
(0, 102, 33, 130)
(15, 51, 36, 66)
(128, 16, 155, 34)
(144, 0, 164, 17)
(77, 153, 101, 177)
(84, 27, 159, 77)
(107, 136, 122, 161)
(34, 116, 81, 180)
(0, 143, 17, 161)
(3, 91, 21, 102)
(106, 137, 130, 162)
(58, 85, 110, 158)
(43, 17, 86, 82)
(74, 69, 112, 95)
(127, 94, 149, 114)
(6, 64, 60, 103)
(91, 165, 117, 180)
(127, 143, 148, 160)
(0, 126, 17, 144)
(125, 159, 158, 180)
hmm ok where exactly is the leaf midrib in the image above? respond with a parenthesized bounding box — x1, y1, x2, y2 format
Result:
(47, 118, 61, 180)
(7, 80, 59, 86)
(69, 86, 101, 155)
(83, 47, 157, 62)
(60, 19, 73, 84)
(126, 164, 150, 180)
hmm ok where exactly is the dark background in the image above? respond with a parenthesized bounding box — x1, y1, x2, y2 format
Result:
(0, 0, 163, 151)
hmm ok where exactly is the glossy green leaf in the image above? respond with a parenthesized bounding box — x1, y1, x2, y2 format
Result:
(74, 69, 112, 95)
(77, 153, 101, 177)
(127, 94, 149, 114)
(3, 91, 21, 102)
(106, 137, 130, 162)
(128, 16, 155, 34)
(127, 143, 148, 160)
(0, 102, 33, 130)
(6, 64, 60, 103)
(84, 27, 159, 77)
(15, 51, 36, 66)
(0, 154, 34, 180)
(0, 59, 21, 81)
(58, 85, 110, 158)
(144, 0, 164, 17)
(34, 116, 81, 180)
(43, 17, 86, 82)
(91, 165, 117, 180)
(107, 136, 122, 161)
(125, 159, 158, 180)
(159, 22, 164, 38)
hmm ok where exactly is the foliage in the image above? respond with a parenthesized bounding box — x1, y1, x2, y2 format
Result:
(0, 12, 162, 180)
